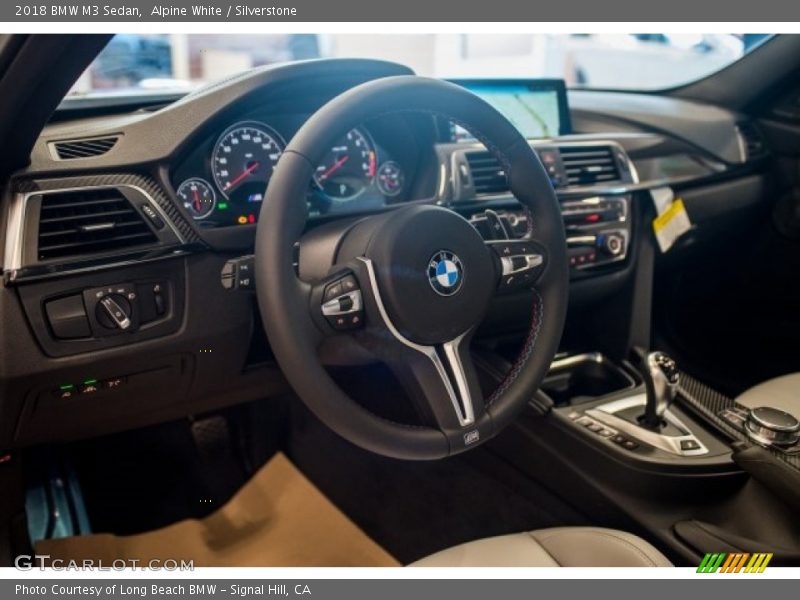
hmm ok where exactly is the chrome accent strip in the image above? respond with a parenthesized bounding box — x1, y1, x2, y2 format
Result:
(437, 161, 448, 200)
(500, 253, 543, 276)
(3, 192, 25, 272)
(734, 126, 748, 164)
(586, 393, 709, 457)
(5, 245, 202, 285)
(358, 257, 475, 427)
(550, 351, 605, 371)
(3, 183, 186, 275)
(321, 289, 363, 317)
(441, 331, 476, 427)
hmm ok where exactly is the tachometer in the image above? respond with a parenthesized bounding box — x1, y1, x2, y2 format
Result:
(212, 121, 284, 204)
(314, 128, 376, 201)
(177, 178, 216, 220)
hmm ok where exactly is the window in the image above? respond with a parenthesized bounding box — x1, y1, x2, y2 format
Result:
(67, 33, 771, 98)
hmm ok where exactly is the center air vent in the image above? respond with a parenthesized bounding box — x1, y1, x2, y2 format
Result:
(738, 122, 768, 160)
(52, 136, 119, 160)
(37, 188, 158, 261)
(560, 145, 621, 187)
(465, 151, 508, 195)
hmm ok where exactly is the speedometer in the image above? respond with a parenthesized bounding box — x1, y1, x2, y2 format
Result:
(314, 128, 376, 201)
(212, 121, 284, 204)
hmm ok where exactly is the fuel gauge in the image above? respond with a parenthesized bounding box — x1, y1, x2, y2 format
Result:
(177, 178, 216, 220)
(376, 161, 405, 197)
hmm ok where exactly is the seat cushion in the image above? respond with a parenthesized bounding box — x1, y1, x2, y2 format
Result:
(409, 527, 672, 567)
(736, 373, 800, 419)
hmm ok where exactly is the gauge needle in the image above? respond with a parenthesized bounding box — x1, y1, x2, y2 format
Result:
(192, 189, 201, 211)
(225, 162, 260, 190)
(318, 155, 349, 181)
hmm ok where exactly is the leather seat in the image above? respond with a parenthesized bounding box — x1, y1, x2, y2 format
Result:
(736, 373, 800, 419)
(410, 527, 672, 567)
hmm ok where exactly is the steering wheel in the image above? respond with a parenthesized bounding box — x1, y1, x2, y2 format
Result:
(255, 76, 568, 460)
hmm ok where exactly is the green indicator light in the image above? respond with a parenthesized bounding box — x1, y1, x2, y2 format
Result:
(218, 202, 229, 210)
(83, 378, 98, 386)
(59, 384, 75, 391)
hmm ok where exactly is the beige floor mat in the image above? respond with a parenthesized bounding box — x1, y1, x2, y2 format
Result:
(37, 453, 399, 567)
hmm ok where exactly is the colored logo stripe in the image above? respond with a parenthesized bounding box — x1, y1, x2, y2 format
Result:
(745, 553, 773, 573)
(697, 552, 773, 573)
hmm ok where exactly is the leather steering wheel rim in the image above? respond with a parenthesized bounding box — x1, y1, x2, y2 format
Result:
(255, 76, 568, 460)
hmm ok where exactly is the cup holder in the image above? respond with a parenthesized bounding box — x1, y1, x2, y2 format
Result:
(542, 353, 637, 406)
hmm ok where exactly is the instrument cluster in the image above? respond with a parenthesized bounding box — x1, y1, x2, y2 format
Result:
(171, 116, 412, 228)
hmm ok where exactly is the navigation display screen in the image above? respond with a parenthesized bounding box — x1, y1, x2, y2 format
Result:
(449, 79, 571, 140)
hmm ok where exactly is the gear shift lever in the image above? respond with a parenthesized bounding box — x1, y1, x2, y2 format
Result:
(639, 352, 680, 430)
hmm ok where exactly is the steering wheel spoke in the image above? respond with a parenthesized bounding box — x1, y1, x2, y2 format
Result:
(352, 255, 489, 445)
(486, 238, 548, 292)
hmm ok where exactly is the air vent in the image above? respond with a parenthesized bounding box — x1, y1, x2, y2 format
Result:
(465, 151, 509, 195)
(52, 136, 119, 160)
(560, 145, 621, 187)
(37, 188, 158, 261)
(738, 122, 768, 160)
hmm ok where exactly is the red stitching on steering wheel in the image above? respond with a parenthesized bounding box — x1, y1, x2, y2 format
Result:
(486, 289, 543, 408)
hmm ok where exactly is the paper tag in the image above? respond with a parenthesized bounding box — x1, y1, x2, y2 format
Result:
(653, 198, 691, 253)
(650, 187, 675, 215)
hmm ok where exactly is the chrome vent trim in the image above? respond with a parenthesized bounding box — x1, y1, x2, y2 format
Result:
(36, 188, 157, 261)
(464, 151, 508, 195)
(737, 122, 768, 161)
(560, 145, 621, 187)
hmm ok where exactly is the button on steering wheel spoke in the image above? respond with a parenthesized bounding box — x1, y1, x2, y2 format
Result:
(312, 270, 366, 334)
(486, 238, 548, 292)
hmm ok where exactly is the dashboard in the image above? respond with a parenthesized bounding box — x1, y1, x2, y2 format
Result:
(170, 112, 433, 227)
(0, 57, 771, 449)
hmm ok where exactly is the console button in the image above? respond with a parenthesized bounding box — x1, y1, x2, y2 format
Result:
(103, 377, 126, 390)
(324, 282, 343, 302)
(327, 314, 363, 331)
(96, 295, 133, 330)
(141, 204, 165, 230)
(79, 381, 100, 395)
(220, 262, 235, 289)
(221, 256, 255, 291)
(680, 439, 701, 451)
(154, 287, 166, 315)
(602, 233, 625, 257)
(53, 384, 76, 399)
(340, 274, 359, 293)
(321, 275, 363, 332)
(45, 295, 91, 340)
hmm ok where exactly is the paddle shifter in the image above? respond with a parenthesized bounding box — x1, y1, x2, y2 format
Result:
(639, 352, 680, 430)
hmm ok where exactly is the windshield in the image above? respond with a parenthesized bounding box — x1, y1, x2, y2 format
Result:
(68, 33, 770, 98)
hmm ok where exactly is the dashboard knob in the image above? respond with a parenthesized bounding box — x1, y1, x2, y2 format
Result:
(745, 406, 800, 448)
(603, 233, 625, 256)
(96, 294, 132, 330)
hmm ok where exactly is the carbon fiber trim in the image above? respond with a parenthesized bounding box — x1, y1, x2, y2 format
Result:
(679, 372, 800, 471)
(14, 173, 200, 244)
